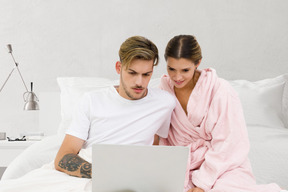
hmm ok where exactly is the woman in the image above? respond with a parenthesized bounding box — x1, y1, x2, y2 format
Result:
(159, 35, 285, 192)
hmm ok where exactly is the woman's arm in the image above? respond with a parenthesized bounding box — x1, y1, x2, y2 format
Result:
(187, 187, 204, 192)
(153, 134, 159, 145)
(54, 134, 91, 178)
(191, 89, 250, 191)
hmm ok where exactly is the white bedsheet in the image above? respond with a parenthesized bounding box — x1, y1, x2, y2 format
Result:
(1, 125, 288, 190)
(1, 135, 63, 180)
(0, 148, 92, 192)
(247, 125, 288, 189)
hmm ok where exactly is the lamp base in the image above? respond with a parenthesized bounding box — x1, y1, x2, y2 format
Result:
(0, 132, 6, 140)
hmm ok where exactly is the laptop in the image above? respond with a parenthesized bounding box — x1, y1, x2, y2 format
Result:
(92, 144, 189, 192)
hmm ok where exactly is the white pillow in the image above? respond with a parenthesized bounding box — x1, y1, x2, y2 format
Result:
(57, 74, 288, 136)
(57, 77, 119, 135)
(229, 74, 288, 128)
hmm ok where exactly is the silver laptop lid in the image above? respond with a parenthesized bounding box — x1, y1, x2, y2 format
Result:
(92, 144, 189, 192)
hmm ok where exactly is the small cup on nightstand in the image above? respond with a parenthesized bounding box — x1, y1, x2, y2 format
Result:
(0, 132, 6, 140)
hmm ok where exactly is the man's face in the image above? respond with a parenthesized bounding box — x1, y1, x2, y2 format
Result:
(116, 59, 154, 100)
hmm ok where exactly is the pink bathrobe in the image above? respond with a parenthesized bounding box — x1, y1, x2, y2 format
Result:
(159, 68, 281, 192)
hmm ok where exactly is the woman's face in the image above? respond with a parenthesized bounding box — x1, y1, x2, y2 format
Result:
(166, 57, 199, 89)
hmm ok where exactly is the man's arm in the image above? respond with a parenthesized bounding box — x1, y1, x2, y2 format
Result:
(54, 134, 91, 178)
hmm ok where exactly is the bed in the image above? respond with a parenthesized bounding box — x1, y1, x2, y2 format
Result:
(1, 72, 288, 189)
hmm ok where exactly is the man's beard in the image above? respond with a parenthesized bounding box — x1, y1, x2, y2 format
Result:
(120, 76, 147, 100)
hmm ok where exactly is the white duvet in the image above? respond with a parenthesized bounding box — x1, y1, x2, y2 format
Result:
(0, 148, 93, 192)
(1, 125, 288, 191)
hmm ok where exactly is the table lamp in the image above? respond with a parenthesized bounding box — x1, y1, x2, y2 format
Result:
(0, 44, 39, 110)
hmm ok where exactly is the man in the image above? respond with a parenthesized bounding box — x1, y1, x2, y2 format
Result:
(54, 36, 176, 178)
(0, 36, 175, 191)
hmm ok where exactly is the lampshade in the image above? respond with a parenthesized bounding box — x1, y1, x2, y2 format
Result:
(24, 100, 39, 110)
(23, 91, 39, 110)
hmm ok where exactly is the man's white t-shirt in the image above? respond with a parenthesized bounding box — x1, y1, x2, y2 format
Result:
(66, 85, 175, 148)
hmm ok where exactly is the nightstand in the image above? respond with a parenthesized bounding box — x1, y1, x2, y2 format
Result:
(0, 140, 38, 167)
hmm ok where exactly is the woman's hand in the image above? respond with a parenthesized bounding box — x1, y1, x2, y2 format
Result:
(187, 187, 205, 192)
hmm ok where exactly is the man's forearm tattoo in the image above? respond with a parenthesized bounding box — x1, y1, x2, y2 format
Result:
(80, 162, 92, 178)
(58, 153, 91, 178)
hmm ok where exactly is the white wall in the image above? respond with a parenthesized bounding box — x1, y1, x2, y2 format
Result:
(0, 0, 288, 136)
